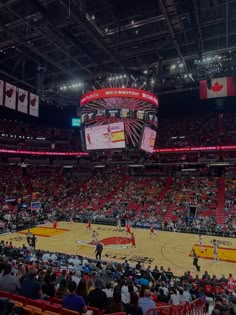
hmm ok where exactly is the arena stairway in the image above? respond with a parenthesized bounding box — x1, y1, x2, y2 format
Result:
(162, 203, 176, 222)
(159, 176, 173, 201)
(216, 177, 225, 226)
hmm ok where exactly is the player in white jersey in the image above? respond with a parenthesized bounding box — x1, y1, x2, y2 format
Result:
(117, 218, 121, 231)
(69, 217, 73, 227)
(198, 235, 203, 252)
(92, 230, 98, 243)
(213, 239, 219, 262)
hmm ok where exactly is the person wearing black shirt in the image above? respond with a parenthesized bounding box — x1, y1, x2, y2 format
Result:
(95, 242, 103, 260)
(192, 248, 200, 272)
(31, 235, 37, 249)
(88, 278, 107, 311)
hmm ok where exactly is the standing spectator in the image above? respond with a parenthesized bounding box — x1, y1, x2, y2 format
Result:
(138, 289, 156, 315)
(20, 268, 42, 299)
(63, 281, 87, 315)
(0, 264, 21, 294)
(88, 278, 107, 310)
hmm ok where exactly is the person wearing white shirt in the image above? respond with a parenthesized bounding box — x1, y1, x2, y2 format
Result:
(50, 253, 57, 262)
(42, 252, 50, 263)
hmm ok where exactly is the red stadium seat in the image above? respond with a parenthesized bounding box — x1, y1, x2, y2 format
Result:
(11, 294, 27, 305)
(51, 297, 63, 305)
(87, 306, 104, 315)
(62, 309, 80, 315)
(0, 290, 11, 298)
(44, 303, 62, 314)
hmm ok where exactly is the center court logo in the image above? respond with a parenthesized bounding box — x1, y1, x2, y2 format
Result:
(76, 236, 131, 250)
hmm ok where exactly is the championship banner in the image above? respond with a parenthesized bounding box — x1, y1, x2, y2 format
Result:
(200, 76, 235, 99)
(29, 93, 39, 117)
(81, 88, 158, 107)
(0, 80, 3, 106)
(17, 88, 28, 114)
(5, 82, 17, 109)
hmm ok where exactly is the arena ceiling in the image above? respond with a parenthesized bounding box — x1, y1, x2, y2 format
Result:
(0, 0, 236, 106)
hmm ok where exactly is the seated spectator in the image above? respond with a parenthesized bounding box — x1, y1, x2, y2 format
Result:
(169, 288, 180, 305)
(86, 278, 94, 294)
(56, 279, 67, 299)
(138, 289, 156, 315)
(20, 268, 42, 299)
(158, 288, 169, 304)
(0, 264, 21, 294)
(88, 278, 107, 310)
(56, 269, 67, 286)
(103, 281, 114, 299)
(42, 273, 56, 297)
(109, 291, 125, 313)
(183, 286, 192, 303)
(125, 292, 143, 315)
(63, 281, 87, 315)
(76, 279, 88, 305)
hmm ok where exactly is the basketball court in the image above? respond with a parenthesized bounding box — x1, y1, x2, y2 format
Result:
(2, 222, 236, 276)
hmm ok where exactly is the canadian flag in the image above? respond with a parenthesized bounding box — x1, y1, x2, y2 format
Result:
(29, 93, 39, 117)
(5, 82, 17, 109)
(0, 80, 3, 106)
(200, 76, 235, 99)
(17, 88, 28, 114)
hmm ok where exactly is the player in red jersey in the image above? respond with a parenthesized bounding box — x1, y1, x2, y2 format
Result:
(126, 223, 131, 234)
(87, 220, 92, 230)
(131, 233, 136, 248)
(150, 224, 156, 237)
(53, 221, 57, 229)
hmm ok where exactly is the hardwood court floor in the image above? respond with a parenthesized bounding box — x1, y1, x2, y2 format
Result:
(2, 222, 236, 277)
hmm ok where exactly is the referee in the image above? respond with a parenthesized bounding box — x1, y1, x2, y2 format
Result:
(95, 241, 103, 260)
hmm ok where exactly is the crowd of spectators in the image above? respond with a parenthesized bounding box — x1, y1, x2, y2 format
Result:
(1, 241, 236, 314)
(0, 163, 236, 237)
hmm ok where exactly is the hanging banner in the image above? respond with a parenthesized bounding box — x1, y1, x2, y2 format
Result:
(0, 80, 3, 106)
(17, 88, 28, 114)
(5, 82, 16, 109)
(29, 93, 39, 117)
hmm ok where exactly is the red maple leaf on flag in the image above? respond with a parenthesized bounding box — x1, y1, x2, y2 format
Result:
(211, 81, 223, 92)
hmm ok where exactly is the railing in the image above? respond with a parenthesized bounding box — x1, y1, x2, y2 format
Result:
(145, 299, 206, 315)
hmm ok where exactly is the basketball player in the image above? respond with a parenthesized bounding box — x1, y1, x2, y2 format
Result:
(126, 223, 131, 234)
(87, 133, 91, 145)
(107, 125, 112, 143)
(53, 220, 57, 229)
(131, 232, 136, 248)
(69, 217, 73, 227)
(117, 218, 121, 231)
(198, 235, 204, 253)
(192, 248, 200, 272)
(92, 230, 98, 243)
(150, 224, 156, 237)
(87, 220, 92, 230)
(213, 239, 219, 262)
